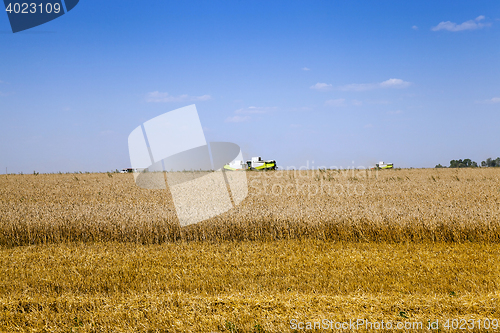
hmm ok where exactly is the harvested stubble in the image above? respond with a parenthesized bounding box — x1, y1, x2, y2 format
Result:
(1, 168, 500, 246)
(0, 241, 498, 332)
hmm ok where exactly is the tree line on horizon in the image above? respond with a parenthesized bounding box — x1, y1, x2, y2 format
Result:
(435, 157, 500, 168)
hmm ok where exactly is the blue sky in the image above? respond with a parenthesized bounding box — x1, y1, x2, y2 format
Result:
(0, 1, 499, 173)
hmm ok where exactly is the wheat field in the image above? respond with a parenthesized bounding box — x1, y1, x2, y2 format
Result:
(1, 168, 499, 245)
(0, 168, 499, 332)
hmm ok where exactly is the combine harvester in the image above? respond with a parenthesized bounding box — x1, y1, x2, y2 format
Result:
(224, 156, 277, 171)
(375, 161, 394, 169)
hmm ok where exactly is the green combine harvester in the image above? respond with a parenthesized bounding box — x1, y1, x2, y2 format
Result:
(224, 156, 277, 171)
(375, 161, 394, 169)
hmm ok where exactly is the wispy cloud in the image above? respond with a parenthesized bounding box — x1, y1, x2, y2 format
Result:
(364, 124, 373, 128)
(226, 106, 276, 123)
(302, 67, 311, 71)
(477, 97, 500, 104)
(432, 15, 491, 32)
(352, 100, 363, 106)
(387, 110, 403, 114)
(325, 98, 346, 107)
(339, 78, 411, 91)
(225, 115, 251, 123)
(146, 91, 212, 103)
(310, 82, 333, 91)
(379, 78, 411, 88)
(99, 130, 114, 136)
(235, 106, 276, 114)
(412, 25, 418, 30)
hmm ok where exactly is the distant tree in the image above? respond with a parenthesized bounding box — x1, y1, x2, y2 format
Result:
(435, 164, 443, 168)
(449, 159, 464, 168)
(480, 157, 500, 167)
(449, 159, 478, 168)
(463, 159, 472, 167)
(484, 158, 497, 167)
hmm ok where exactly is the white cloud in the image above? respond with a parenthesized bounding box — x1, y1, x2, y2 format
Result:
(225, 115, 250, 123)
(325, 98, 346, 107)
(226, 106, 276, 123)
(432, 15, 491, 32)
(310, 82, 333, 91)
(478, 97, 500, 104)
(387, 110, 403, 114)
(364, 124, 373, 128)
(302, 67, 311, 71)
(379, 78, 411, 88)
(235, 106, 276, 114)
(146, 91, 212, 102)
(412, 25, 418, 30)
(339, 78, 411, 91)
(195, 94, 212, 101)
(352, 100, 363, 106)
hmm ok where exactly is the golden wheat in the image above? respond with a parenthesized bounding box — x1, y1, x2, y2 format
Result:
(1, 169, 499, 331)
(1, 168, 499, 246)
(0, 241, 498, 332)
